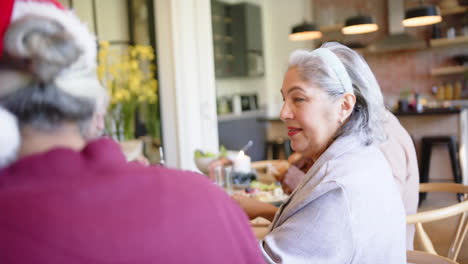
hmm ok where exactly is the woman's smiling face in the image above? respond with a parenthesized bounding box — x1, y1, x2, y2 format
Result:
(280, 67, 343, 160)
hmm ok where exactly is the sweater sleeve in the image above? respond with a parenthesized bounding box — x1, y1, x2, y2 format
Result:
(260, 182, 354, 264)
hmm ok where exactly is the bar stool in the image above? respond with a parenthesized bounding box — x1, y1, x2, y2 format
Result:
(265, 138, 292, 160)
(419, 136, 462, 202)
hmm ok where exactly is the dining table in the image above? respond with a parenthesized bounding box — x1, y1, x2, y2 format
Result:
(250, 217, 271, 240)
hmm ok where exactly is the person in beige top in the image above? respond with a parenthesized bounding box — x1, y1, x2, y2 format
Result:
(379, 112, 419, 249)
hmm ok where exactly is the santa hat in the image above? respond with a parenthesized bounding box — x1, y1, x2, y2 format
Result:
(0, 107, 20, 169)
(0, 0, 104, 168)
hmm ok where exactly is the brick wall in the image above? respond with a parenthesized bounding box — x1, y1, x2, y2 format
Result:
(313, 0, 468, 98)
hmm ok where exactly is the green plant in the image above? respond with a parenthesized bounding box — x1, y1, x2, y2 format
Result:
(97, 42, 158, 140)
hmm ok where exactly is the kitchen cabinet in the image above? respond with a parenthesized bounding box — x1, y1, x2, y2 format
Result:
(429, 35, 468, 77)
(230, 3, 264, 77)
(396, 109, 468, 184)
(211, 1, 264, 78)
(212, 0, 234, 77)
(429, 8, 468, 79)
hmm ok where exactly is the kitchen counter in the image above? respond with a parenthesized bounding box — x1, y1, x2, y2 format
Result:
(393, 107, 462, 116)
(259, 109, 468, 184)
(218, 110, 267, 161)
(396, 108, 467, 184)
(218, 110, 266, 122)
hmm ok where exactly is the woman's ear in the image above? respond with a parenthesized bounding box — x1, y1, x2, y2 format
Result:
(339, 93, 356, 122)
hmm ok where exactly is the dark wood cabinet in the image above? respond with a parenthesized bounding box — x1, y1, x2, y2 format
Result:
(211, 0, 233, 77)
(211, 1, 264, 78)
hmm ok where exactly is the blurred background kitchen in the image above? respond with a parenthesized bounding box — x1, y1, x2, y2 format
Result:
(212, 0, 468, 191)
(56, 0, 468, 181)
(54, 0, 468, 261)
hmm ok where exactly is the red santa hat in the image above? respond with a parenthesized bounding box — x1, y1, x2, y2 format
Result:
(0, 0, 65, 58)
(0, 0, 104, 168)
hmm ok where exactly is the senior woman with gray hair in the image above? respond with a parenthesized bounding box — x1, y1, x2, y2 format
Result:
(235, 42, 406, 263)
(0, 0, 265, 263)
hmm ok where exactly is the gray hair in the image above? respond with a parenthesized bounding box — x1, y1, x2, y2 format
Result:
(0, 16, 95, 136)
(288, 42, 387, 145)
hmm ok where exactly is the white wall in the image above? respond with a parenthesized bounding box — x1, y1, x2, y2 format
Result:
(216, 0, 315, 116)
(262, 0, 315, 117)
(58, 0, 129, 41)
(71, 0, 96, 34)
(95, 0, 130, 42)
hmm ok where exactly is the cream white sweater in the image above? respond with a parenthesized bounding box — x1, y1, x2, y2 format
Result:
(261, 135, 406, 264)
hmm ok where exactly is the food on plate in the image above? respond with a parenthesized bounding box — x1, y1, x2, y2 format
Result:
(194, 150, 218, 158)
(237, 181, 288, 204)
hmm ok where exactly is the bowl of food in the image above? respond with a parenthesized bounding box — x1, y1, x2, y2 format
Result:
(194, 150, 218, 174)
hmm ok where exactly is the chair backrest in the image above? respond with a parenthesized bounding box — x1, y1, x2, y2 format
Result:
(406, 183, 468, 262)
(407, 250, 460, 264)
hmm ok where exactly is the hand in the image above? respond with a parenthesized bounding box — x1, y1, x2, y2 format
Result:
(232, 194, 277, 220)
(275, 152, 312, 194)
(288, 152, 313, 173)
(269, 160, 289, 181)
(281, 166, 305, 194)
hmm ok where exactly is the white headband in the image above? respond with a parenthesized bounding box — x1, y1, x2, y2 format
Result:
(311, 48, 354, 95)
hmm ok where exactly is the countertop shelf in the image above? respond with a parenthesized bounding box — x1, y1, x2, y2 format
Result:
(394, 107, 463, 116)
(430, 36, 468, 47)
(218, 110, 266, 122)
(440, 6, 468, 16)
(431, 65, 468, 76)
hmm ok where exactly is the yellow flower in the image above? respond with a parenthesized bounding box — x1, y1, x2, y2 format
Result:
(97, 43, 159, 139)
(100, 41, 110, 49)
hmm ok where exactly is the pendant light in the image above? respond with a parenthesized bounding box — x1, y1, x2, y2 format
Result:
(342, 14, 378, 35)
(289, 21, 322, 41)
(289, 0, 321, 41)
(402, 4, 442, 27)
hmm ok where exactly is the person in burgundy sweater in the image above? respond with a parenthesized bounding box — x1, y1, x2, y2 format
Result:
(0, 0, 264, 263)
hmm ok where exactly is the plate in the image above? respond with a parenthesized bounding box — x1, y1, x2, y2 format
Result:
(252, 191, 288, 207)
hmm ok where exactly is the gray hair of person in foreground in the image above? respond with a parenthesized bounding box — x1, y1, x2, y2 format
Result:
(0, 16, 101, 137)
(288, 42, 387, 146)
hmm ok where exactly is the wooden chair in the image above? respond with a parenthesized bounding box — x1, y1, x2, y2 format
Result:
(407, 250, 459, 264)
(406, 183, 468, 262)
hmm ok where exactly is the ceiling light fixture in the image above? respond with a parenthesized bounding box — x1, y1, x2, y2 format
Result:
(342, 14, 378, 35)
(289, 22, 322, 41)
(289, 0, 321, 41)
(402, 5, 442, 27)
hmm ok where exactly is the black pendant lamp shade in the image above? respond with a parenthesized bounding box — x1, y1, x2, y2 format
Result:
(342, 15, 378, 35)
(402, 5, 442, 27)
(289, 22, 322, 41)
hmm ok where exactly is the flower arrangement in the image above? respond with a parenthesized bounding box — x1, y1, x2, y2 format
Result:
(97, 41, 159, 141)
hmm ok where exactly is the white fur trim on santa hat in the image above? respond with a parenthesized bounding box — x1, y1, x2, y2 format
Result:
(12, 1, 97, 71)
(0, 106, 20, 169)
(9, 1, 104, 101)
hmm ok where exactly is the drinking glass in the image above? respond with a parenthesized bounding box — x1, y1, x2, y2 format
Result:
(224, 166, 233, 195)
(214, 165, 234, 195)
